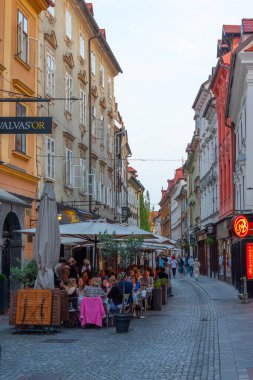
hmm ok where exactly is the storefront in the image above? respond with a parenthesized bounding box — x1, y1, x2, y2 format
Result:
(216, 217, 232, 283)
(231, 214, 253, 297)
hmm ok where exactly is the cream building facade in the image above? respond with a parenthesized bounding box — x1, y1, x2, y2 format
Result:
(37, 1, 122, 221)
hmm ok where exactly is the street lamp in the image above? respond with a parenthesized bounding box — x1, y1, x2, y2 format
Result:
(88, 32, 100, 213)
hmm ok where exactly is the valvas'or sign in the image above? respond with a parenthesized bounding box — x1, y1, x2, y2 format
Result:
(0, 117, 52, 134)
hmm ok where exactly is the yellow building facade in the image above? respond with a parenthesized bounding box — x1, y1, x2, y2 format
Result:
(0, 0, 51, 281)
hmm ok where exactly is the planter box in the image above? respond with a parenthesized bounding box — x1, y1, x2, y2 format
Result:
(114, 313, 132, 333)
(151, 288, 162, 311)
(0, 280, 8, 314)
(161, 285, 168, 305)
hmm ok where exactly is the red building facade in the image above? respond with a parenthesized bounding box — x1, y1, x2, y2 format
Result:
(211, 25, 240, 282)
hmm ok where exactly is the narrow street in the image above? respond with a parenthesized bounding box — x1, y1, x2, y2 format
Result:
(1, 277, 253, 380)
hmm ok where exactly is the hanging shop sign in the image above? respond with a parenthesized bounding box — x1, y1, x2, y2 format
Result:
(246, 242, 253, 280)
(231, 215, 249, 239)
(0, 117, 52, 134)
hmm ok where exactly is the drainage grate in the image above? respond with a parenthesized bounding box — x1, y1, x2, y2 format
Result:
(19, 375, 65, 380)
(40, 339, 78, 344)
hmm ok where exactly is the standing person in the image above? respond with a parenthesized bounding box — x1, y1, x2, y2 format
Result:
(193, 258, 201, 281)
(188, 256, 194, 277)
(69, 258, 79, 279)
(171, 256, 177, 279)
(177, 255, 184, 280)
(81, 259, 91, 274)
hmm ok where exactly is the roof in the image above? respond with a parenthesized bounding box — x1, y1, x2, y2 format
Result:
(192, 80, 209, 109)
(128, 166, 137, 173)
(86, 3, 94, 16)
(79, 1, 122, 74)
(223, 25, 241, 34)
(242, 19, 253, 34)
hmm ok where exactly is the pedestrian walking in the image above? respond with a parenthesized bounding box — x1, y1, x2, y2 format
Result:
(188, 256, 194, 277)
(193, 258, 201, 281)
(171, 257, 177, 279)
(177, 255, 184, 280)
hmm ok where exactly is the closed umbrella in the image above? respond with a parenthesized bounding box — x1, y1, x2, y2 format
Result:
(34, 182, 61, 289)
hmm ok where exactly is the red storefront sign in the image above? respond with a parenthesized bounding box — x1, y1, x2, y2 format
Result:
(246, 243, 253, 280)
(232, 215, 249, 238)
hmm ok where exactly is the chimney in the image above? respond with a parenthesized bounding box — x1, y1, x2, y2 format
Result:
(86, 3, 94, 16)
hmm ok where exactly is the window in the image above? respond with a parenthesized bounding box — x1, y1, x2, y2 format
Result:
(108, 76, 112, 99)
(80, 32, 85, 59)
(91, 51, 96, 75)
(99, 65, 105, 87)
(48, 6, 55, 16)
(15, 103, 26, 153)
(17, 10, 28, 63)
(65, 73, 73, 113)
(46, 137, 55, 179)
(91, 105, 96, 137)
(65, 148, 73, 187)
(46, 53, 55, 97)
(80, 89, 86, 125)
(66, 9, 72, 39)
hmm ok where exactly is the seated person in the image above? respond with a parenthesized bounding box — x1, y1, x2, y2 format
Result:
(140, 270, 154, 288)
(118, 272, 133, 294)
(107, 278, 123, 311)
(84, 277, 105, 298)
(66, 278, 78, 311)
(130, 275, 141, 292)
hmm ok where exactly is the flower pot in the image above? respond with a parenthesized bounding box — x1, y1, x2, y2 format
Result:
(114, 313, 132, 333)
(152, 288, 162, 311)
(161, 285, 168, 305)
(0, 280, 8, 314)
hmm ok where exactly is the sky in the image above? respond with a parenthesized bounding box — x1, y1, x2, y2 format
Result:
(91, 0, 252, 210)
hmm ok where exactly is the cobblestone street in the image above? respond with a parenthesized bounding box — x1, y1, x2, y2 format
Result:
(1, 277, 253, 380)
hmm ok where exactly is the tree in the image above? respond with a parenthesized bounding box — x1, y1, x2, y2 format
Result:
(140, 191, 151, 231)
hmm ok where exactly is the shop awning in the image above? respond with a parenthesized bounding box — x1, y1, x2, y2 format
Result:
(0, 188, 31, 208)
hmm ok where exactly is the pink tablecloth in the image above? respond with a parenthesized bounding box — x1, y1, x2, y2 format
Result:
(79, 297, 105, 328)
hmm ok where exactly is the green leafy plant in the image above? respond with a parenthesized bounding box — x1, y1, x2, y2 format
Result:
(0, 273, 6, 281)
(205, 236, 215, 246)
(154, 279, 161, 289)
(10, 258, 38, 288)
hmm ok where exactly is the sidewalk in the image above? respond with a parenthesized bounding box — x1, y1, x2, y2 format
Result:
(187, 274, 238, 300)
(187, 274, 253, 380)
(0, 315, 11, 333)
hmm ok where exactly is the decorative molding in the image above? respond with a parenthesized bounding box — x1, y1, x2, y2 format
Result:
(0, 63, 6, 73)
(78, 56, 86, 66)
(78, 70, 88, 85)
(91, 85, 98, 99)
(12, 79, 34, 96)
(99, 97, 107, 110)
(63, 53, 74, 70)
(107, 108, 114, 119)
(14, 55, 31, 71)
(12, 150, 31, 162)
(78, 142, 88, 154)
(63, 131, 75, 149)
(79, 124, 86, 137)
(45, 11, 56, 25)
(64, 36, 72, 48)
(44, 30, 58, 50)
(91, 152, 98, 161)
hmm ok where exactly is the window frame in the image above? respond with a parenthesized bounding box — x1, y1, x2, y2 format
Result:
(46, 136, 55, 180)
(17, 9, 28, 63)
(91, 51, 96, 75)
(15, 103, 26, 154)
(46, 53, 56, 97)
(65, 148, 73, 187)
(66, 9, 72, 40)
(80, 89, 86, 125)
(65, 72, 73, 113)
(80, 32, 85, 59)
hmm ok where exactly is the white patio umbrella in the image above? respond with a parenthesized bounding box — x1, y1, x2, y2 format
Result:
(34, 182, 61, 289)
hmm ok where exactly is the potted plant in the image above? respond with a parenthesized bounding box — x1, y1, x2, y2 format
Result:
(152, 278, 162, 311)
(10, 258, 38, 289)
(0, 273, 8, 314)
